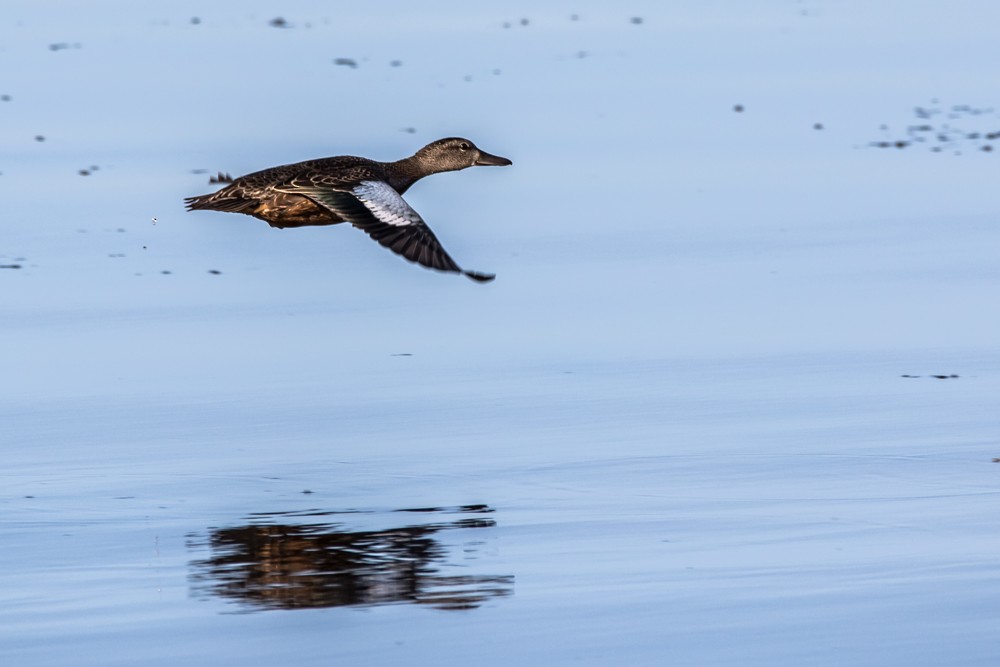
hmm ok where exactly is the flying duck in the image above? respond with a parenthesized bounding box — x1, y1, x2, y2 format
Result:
(185, 137, 512, 282)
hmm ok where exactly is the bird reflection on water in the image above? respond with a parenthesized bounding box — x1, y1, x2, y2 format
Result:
(188, 504, 512, 612)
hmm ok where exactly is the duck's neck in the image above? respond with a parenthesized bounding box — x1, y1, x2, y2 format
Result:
(385, 156, 432, 194)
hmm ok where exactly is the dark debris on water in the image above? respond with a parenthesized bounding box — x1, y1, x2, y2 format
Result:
(869, 101, 1000, 154)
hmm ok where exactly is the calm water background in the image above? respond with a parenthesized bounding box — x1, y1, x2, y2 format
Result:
(3, 1, 1000, 665)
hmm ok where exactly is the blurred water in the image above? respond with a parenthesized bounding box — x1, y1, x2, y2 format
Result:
(3, 1, 1000, 665)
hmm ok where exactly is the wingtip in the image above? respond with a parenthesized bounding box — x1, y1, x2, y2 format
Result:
(463, 270, 496, 283)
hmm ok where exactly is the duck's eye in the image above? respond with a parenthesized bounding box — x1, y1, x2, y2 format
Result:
(458, 142, 470, 151)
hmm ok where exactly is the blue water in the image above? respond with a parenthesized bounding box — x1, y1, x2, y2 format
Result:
(3, 2, 1000, 665)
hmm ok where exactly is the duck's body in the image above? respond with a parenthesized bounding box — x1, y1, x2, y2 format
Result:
(185, 138, 511, 282)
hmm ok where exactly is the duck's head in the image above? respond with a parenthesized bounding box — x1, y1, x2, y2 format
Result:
(415, 137, 513, 172)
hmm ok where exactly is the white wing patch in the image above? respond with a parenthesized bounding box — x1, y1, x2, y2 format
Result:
(352, 180, 420, 227)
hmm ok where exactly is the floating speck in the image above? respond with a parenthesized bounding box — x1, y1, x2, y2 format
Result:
(78, 169, 90, 176)
(813, 122, 824, 130)
(733, 104, 744, 113)
(630, 16, 644, 25)
(208, 269, 222, 275)
(34, 135, 45, 142)
(334, 57, 358, 68)
(190, 17, 201, 25)
(520, 18, 529, 26)
(302, 489, 314, 494)
(0, 94, 10, 102)
(390, 59, 402, 67)
(161, 270, 172, 275)
(502, 21, 511, 28)
(269, 17, 288, 28)
(402, 127, 416, 134)
(570, 14, 579, 21)
(868, 101, 1000, 155)
(0, 264, 22, 269)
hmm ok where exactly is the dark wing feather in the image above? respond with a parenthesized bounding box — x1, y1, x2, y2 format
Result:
(278, 179, 494, 281)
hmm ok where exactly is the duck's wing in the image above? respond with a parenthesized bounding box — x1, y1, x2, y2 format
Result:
(277, 178, 495, 282)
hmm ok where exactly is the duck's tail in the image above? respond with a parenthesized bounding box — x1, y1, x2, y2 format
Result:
(184, 190, 256, 214)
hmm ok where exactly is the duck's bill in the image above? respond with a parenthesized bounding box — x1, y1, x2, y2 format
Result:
(475, 150, 513, 166)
